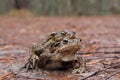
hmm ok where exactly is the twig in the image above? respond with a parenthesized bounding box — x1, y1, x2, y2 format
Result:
(86, 56, 120, 61)
(78, 51, 120, 55)
(81, 62, 120, 80)
(105, 71, 120, 80)
(0, 72, 15, 80)
(0, 50, 26, 56)
(98, 46, 120, 49)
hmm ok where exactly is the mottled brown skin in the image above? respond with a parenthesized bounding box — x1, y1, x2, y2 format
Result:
(24, 30, 85, 73)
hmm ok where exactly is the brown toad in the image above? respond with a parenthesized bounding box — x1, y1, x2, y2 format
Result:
(24, 30, 85, 73)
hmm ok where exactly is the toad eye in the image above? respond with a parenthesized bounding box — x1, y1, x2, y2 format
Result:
(63, 39, 68, 44)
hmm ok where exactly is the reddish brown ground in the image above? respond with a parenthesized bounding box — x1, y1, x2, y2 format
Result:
(0, 16, 120, 80)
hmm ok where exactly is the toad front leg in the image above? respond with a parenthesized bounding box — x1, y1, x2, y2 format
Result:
(24, 52, 39, 71)
(24, 51, 55, 71)
(72, 57, 85, 74)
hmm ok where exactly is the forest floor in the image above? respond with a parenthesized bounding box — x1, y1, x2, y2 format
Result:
(0, 16, 120, 80)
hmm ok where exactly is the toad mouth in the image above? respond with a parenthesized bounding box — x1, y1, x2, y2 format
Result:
(58, 45, 79, 61)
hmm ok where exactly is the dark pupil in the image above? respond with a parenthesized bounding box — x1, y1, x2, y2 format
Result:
(63, 40, 68, 44)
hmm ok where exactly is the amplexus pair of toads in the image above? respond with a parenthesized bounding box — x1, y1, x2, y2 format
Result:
(24, 30, 85, 73)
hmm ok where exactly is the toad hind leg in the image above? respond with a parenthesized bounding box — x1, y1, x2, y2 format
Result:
(72, 57, 85, 74)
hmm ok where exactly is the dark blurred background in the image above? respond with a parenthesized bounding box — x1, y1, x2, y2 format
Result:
(0, 0, 120, 16)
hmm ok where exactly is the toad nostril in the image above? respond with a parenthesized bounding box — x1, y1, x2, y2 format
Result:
(79, 38, 82, 42)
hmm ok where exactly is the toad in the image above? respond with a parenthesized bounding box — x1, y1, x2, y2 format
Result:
(24, 30, 85, 73)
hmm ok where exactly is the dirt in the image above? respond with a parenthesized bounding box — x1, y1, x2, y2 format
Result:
(0, 16, 120, 80)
